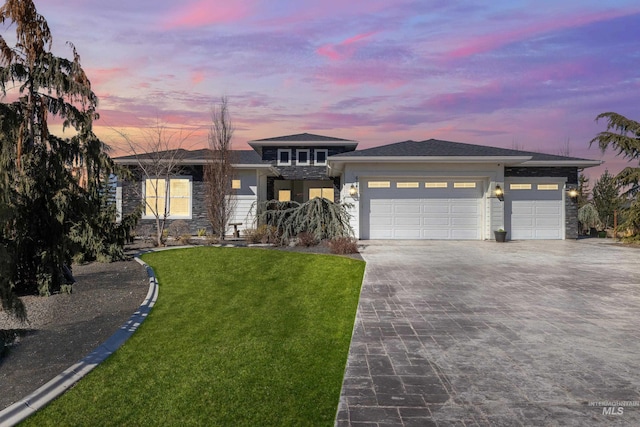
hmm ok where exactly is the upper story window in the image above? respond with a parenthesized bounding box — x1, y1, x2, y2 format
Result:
(277, 149, 292, 166)
(297, 149, 310, 166)
(314, 149, 328, 166)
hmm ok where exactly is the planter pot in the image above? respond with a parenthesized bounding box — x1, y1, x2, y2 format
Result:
(494, 230, 507, 242)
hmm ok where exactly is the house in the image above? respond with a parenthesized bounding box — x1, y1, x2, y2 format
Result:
(113, 133, 601, 240)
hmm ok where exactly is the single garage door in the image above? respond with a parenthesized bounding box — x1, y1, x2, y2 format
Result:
(362, 179, 483, 239)
(506, 182, 563, 239)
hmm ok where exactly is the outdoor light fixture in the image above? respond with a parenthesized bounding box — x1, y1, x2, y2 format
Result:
(349, 183, 358, 197)
(568, 188, 578, 201)
(494, 185, 504, 201)
(349, 177, 359, 198)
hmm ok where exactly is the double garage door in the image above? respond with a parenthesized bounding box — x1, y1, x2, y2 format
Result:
(362, 179, 483, 239)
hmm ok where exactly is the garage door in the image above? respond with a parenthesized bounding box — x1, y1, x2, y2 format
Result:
(363, 179, 483, 239)
(506, 183, 563, 239)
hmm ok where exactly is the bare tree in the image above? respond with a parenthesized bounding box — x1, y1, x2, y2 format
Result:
(118, 124, 192, 246)
(205, 97, 236, 240)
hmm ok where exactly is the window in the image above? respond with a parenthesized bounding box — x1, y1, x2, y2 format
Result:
(232, 179, 241, 189)
(297, 149, 310, 166)
(309, 187, 334, 201)
(368, 181, 390, 188)
(425, 182, 448, 188)
(314, 149, 328, 166)
(144, 177, 191, 219)
(510, 183, 532, 190)
(397, 182, 419, 188)
(277, 149, 292, 166)
(278, 190, 291, 202)
(537, 184, 559, 190)
(454, 182, 476, 188)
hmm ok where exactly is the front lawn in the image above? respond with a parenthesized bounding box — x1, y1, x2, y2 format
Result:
(24, 247, 364, 426)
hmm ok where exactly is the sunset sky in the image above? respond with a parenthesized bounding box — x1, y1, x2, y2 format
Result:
(5, 1, 640, 180)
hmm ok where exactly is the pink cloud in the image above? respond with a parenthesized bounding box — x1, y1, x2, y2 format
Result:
(84, 67, 128, 87)
(162, 1, 254, 29)
(445, 9, 637, 60)
(317, 32, 377, 61)
(190, 70, 205, 85)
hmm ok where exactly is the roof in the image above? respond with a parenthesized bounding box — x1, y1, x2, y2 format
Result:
(250, 132, 355, 143)
(248, 132, 358, 156)
(113, 149, 270, 167)
(331, 139, 593, 161)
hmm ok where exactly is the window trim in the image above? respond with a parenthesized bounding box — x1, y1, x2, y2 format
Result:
(142, 176, 192, 220)
(314, 149, 328, 166)
(297, 149, 310, 166)
(277, 149, 292, 166)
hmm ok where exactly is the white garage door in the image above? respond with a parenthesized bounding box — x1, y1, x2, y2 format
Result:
(506, 183, 563, 239)
(363, 179, 483, 239)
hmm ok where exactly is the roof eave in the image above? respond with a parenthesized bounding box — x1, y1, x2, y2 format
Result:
(249, 141, 358, 148)
(517, 160, 603, 168)
(328, 155, 532, 164)
(113, 158, 273, 168)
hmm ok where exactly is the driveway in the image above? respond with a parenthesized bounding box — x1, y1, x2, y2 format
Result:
(336, 240, 640, 426)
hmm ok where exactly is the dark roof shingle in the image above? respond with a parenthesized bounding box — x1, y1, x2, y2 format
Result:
(332, 139, 593, 161)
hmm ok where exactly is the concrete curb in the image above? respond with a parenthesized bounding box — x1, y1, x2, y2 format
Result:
(0, 257, 158, 427)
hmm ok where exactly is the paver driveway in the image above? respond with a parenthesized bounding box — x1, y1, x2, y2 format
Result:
(336, 240, 640, 426)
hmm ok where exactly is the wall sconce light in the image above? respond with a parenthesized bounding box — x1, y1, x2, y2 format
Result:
(568, 188, 578, 201)
(349, 183, 358, 197)
(494, 185, 504, 201)
(349, 177, 359, 198)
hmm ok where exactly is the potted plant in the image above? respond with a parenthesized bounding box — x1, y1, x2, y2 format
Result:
(494, 228, 507, 242)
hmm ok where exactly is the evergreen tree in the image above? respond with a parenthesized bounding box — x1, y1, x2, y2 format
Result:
(0, 0, 138, 312)
(591, 112, 640, 236)
(591, 170, 619, 229)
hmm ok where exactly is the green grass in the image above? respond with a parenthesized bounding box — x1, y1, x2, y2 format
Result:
(24, 247, 364, 426)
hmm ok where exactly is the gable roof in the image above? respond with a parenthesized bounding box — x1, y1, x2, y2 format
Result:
(328, 139, 601, 173)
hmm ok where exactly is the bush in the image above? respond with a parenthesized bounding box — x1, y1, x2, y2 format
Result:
(244, 225, 279, 244)
(327, 237, 359, 255)
(197, 228, 207, 237)
(168, 220, 190, 240)
(258, 198, 353, 244)
(296, 231, 318, 247)
(179, 234, 191, 245)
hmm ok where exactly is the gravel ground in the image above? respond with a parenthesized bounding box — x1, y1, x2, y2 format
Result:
(0, 259, 149, 410)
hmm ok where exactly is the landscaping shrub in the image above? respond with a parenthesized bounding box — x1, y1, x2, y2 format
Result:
(258, 198, 353, 244)
(296, 231, 318, 247)
(327, 237, 359, 255)
(168, 220, 190, 240)
(244, 225, 279, 244)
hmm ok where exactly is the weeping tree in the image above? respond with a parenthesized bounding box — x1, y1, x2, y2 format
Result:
(591, 112, 640, 236)
(0, 0, 137, 312)
(258, 197, 353, 244)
